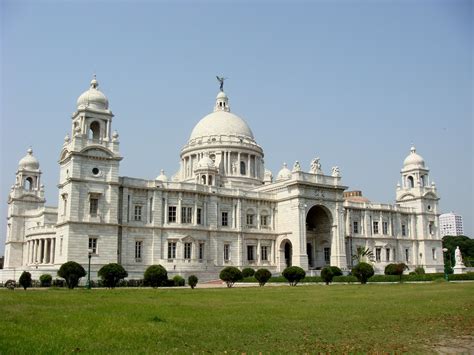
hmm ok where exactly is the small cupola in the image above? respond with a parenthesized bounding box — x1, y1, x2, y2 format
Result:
(214, 91, 230, 112)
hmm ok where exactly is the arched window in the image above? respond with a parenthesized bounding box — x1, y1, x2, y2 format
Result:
(89, 121, 100, 140)
(25, 177, 34, 191)
(240, 161, 246, 175)
(201, 175, 206, 185)
(407, 176, 414, 188)
(208, 175, 213, 186)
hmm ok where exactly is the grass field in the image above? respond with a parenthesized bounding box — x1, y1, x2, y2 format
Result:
(1, 282, 473, 353)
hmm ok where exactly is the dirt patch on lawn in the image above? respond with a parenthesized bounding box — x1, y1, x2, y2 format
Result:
(428, 335, 474, 354)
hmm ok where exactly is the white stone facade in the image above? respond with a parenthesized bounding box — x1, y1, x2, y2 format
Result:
(1, 77, 445, 282)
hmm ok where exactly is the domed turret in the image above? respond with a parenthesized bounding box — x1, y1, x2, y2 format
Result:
(18, 148, 40, 171)
(76, 75, 109, 110)
(403, 146, 425, 169)
(276, 163, 292, 181)
(196, 156, 216, 170)
(155, 169, 168, 182)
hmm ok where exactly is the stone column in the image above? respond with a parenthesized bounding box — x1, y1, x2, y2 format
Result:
(257, 239, 261, 264)
(40, 239, 45, 264)
(52, 238, 56, 264)
(177, 193, 182, 224)
(164, 194, 168, 225)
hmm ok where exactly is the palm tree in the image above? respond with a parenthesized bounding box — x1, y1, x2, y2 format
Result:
(352, 246, 375, 263)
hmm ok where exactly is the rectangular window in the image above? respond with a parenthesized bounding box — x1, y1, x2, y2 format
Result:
(168, 206, 177, 223)
(134, 205, 142, 221)
(401, 224, 407, 236)
(199, 243, 204, 260)
(167, 241, 176, 259)
(246, 214, 254, 226)
(382, 221, 388, 235)
(261, 215, 268, 227)
(149, 198, 153, 223)
(376, 247, 381, 262)
(353, 221, 359, 234)
(373, 221, 379, 234)
(386, 248, 390, 262)
(88, 237, 97, 254)
(181, 207, 192, 224)
(432, 248, 437, 260)
(184, 242, 192, 259)
(247, 245, 255, 261)
(221, 211, 228, 227)
(429, 222, 434, 235)
(59, 236, 63, 256)
(135, 241, 142, 260)
(261, 245, 268, 261)
(224, 244, 230, 261)
(405, 248, 410, 263)
(197, 208, 202, 225)
(324, 247, 330, 264)
(90, 197, 99, 216)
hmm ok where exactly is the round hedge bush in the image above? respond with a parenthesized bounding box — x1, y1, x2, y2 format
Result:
(242, 268, 255, 278)
(19, 271, 32, 290)
(173, 275, 185, 286)
(188, 275, 198, 289)
(144, 265, 168, 288)
(98, 263, 128, 288)
(254, 268, 272, 286)
(219, 266, 243, 288)
(40, 274, 52, 287)
(384, 263, 398, 275)
(5, 280, 16, 290)
(58, 261, 86, 289)
(282, 266, 306, 286)
(352, 262, 374, 284)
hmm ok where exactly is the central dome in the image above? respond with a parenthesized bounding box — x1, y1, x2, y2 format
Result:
(190, 110, 254, 141)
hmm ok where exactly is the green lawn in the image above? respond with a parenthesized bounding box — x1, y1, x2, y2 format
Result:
(1, 283, 473, 353)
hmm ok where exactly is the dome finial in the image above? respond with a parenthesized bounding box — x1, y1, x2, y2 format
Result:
(90, 74, 98, 89)
(410, 144, 416, 153)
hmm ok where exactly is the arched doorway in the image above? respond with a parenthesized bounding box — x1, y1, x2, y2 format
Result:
(306, 205, 332, 269)
(280, 239, 292, 269)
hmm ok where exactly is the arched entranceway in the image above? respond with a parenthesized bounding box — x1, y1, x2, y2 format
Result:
(280, 239, 293, 269)
(306, 205, 332, 269)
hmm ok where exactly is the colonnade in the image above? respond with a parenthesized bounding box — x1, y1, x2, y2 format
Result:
(26, 238, 56, 265)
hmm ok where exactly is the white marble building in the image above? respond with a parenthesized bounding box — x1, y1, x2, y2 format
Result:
(1, 77, 445, 282)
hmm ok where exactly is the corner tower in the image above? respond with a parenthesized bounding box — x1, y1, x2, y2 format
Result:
(56, 76, 122, 266)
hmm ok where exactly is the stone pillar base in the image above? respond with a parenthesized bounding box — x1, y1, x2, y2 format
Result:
(453, 265, 466, 274)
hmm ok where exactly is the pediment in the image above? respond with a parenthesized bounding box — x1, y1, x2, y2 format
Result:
(81, 146, 113, 158)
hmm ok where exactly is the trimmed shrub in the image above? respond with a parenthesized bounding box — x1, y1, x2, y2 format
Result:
(58, 261, 86, 289)
(127, 279, 144, 287)
(384, 263, 408, 282)
(414, 266, 425, 275)
(303, 276, 323, 283)
(254, 268, 272, 286)
(321, 267, 334, 285)
(242, 268, 255, 278)
(5, 280, 16, 290)
(352, 262, 374, 284)
(144, 265, 168, 288)
(52, 278, 65, 287)
(384, 263, 398, 275)
(40, 274, 52, 287)
(448, 273, 474, 281)
(333, 275, 358, 283)
(19, 271, 32, 290)
(173, 275, 185, 287)
(219, 266, 243, 288)
(188, 275, 198, 289)
(98, 263, 128, 289)
(368, 275, 400, 282)
(282, 266, 306, 286)
(329, 266, 343, 277)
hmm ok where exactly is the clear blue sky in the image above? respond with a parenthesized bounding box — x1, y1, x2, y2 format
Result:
(1, 0, 472, 254)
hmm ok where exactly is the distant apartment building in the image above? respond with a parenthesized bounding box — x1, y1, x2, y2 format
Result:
(439, 213, 464, 236)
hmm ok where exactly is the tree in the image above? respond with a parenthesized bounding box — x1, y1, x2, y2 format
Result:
(173, 275, 185, 286)
(144, 265, 168, 288)
(19, 271, 32, 290)
(58, 261, 86, 289)
(188, 275, 198, 289)
(98, 263, 128, 289)
(352, 262, 374, 284)
(219, 266, 243, 288)
(352, 246, 375, 263)
(242, 268, 255, 278)
(282, 266, 306, 286)
(254, 268, 272, 286)
(385, 263, 408, 282)
(319, 266, 342, 285)
(40, 274, 52, 287)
